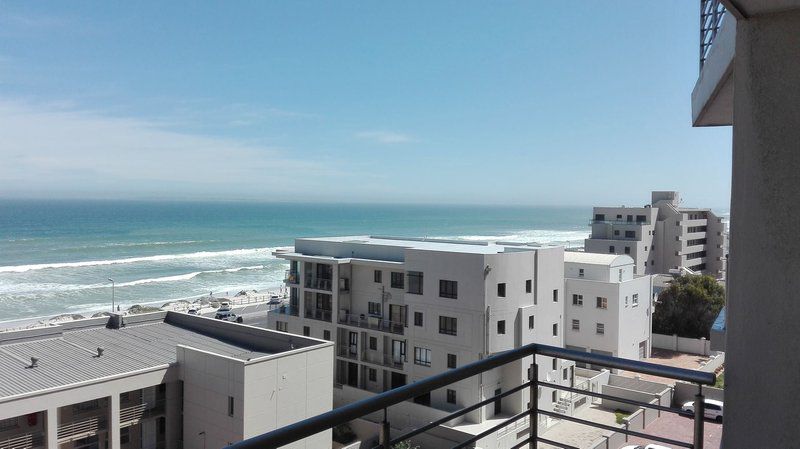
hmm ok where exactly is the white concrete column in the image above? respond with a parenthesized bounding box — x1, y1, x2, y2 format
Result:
(109, 395, 120, 449)
(164, 382, 182, 449)
(723, 8, 800, 449)
(45, 408, 58, 449)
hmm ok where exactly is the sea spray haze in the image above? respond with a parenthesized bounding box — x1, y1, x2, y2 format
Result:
(0, 199, 590, 320)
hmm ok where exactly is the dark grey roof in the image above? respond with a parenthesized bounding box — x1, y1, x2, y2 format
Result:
(0, 320, 271, 400)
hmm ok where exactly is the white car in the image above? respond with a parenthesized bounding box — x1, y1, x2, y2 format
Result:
(682, 399, 724, 421)
(621, 444, 672, 449)
(218, 302, 232, 312)
(214, 310, 243, 323)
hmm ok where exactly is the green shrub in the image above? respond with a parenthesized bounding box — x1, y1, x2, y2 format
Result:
(615, 410, 630, 424)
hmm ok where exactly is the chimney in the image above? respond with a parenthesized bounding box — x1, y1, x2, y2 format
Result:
(29, 357, 39, 368)
(96, 347, 104, 357)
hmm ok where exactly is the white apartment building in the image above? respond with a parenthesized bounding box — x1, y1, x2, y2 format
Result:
(563, 252, 653, 364)
(0, 311, 333, 449)
(585, 191, 727, 278)
(268, 236, 652, 448)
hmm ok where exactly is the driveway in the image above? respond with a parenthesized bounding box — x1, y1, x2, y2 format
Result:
(624, 412, 723, 449)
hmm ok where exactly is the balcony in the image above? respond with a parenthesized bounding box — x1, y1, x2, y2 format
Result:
(305, 277, 333, 291)
(304, 308, 332, 322)
(362, 350, 404, 370)
(338, 312, 404, 335)
(0, 431, 45, 449)
(336, 345, 360, 361)
(272, 304, 299, 317)
(693, 0, 734, 126)
(119, 399, 167, 427)
(590, 219, 647, 226)
(230, 343, 716, 449)
(57, 416, 108, 442)
(284, 270, 299, 285)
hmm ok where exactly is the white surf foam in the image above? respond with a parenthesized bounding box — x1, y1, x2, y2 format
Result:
(0, 248, 277, 273)
(441, 229, 589, 246)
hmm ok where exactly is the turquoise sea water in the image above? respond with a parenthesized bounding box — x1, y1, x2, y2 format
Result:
(0, 199, 591, 320)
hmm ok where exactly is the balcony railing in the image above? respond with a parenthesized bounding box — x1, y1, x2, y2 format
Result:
(305, 277, 333, 291)
(57, 416, 108, 442)
(284, 270, 299, 285)
(273, 305, 299, 317)
(304, 308, 332, 322)
(119, 399, 167, 427)
(700, 0, 726, 69)
(362, 350, 404, 370)
(590, 219, 647, 225)
(337, 345, 360, 361)
(338, 313, 404, 335)
(0, 431, 45, 449)
(230, 343, 715, 449)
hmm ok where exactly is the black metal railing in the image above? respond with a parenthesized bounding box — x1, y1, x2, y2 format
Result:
(700, 0, 727, 69)
(229, 343, 715, 449)
(304, 308, 332, 322)
(339, 313, 404, 335)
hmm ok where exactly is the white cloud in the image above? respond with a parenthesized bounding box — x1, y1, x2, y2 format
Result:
(355, 130, 415, 144)
(0, 100, 338, 200)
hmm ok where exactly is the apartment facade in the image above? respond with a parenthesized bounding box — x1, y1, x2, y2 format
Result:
(563, 252, 652, 363)
(585, 191, 727, 278)
(269, 236, 573, 447)
(0, 312, 333, 449)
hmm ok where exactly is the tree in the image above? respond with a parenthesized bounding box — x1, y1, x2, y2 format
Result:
(652, 274, 725, 339)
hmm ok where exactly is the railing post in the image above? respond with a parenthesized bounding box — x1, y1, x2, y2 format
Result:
(380, 408, 391, 449)
(528, 361, 538, 449)
(694, 384, 705, 449)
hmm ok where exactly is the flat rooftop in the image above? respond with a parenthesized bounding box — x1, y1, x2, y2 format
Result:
(564, 252, 633, 266)
(296, 235, 555, 255)
(0, 312, 320, 401)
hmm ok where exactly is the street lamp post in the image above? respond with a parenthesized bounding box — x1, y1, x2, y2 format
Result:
(108, 278, 115, 313)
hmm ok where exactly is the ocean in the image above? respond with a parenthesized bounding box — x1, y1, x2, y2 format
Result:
(0, 199, 591, 321)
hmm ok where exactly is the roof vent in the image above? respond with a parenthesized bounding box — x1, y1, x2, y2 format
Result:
(29, 357, 39, 368)
(96, 347, 104, 357)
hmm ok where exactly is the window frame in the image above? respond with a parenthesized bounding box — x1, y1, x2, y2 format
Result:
(439, 315, 458, 336)
(439, 279, 458, 299)
(413, 346, 432, 367)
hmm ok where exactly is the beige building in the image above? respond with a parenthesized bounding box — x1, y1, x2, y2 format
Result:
(0, 312, 333, 449)
(585, 191, 727, 278)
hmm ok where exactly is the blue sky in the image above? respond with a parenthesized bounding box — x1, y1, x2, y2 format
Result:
(0, 2, 732, 208)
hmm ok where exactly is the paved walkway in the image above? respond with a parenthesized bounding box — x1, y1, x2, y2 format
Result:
(625, 412, 723, 449)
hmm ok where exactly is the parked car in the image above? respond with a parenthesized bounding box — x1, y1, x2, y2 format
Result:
(218, 302, 232, 312)
(187, 308, 199, 315)
(215, 310, 243, 323)
(682, 399, 724, 421)
(621, 445, 672, 449)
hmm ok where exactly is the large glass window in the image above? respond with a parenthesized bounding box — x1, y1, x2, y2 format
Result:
(414, 347, 432, 367)
(439, 316, 457, 335)
(391, 272, 405, 289)
(439, 280, 458, 299)
(407, 271, 423, 294)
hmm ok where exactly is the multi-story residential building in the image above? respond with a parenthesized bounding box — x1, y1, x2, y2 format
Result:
(270, 236, 571, 447)
(585, 191, 727, 278)
(563, 252, 652, 364)
(0, 311, 333, 449)
(269, 236, 654, 448)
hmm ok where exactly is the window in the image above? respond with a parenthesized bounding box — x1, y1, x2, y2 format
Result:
(609, 245, 615, 253)
(414, 347, 432, 367)
(528, 315, 534, 329)
(407, 271, 423, 294)
(552, 323, 558, 336)
(596, 323, 605, 335)
(276, 321, 288, 332)
(624, 246, 631, 254)
(578, 269, 584, 277)
(614, 230, 620, 236)
(572, 294, 583, 306)
(120, 427, 130, 445)
(0, 418, 17, 432)
(391, 272, 404, 289)
(619, 269, 623, 281)
(616, 214, 622, 219)
(439, 316, 457, 335)
(73, 400, 100, 412)
(525, 279, 532, 293)
(625, 230, 635, 238)
(563, 368, 569, 381)
(228, 396, 235, 417)
(552, 391, 558, 403)
(553, 289, 558, 302)
(625, 296, 629, 307)
(552, 358, 557, 370)
(374, 270, 382, 283)
(447, 353, 457, 369)
(414, 311, 423, 326)
(368, 368, 377, 382)
(368, 301, 382, 316)
(497, 283, 506, 297)
(596, 297, 608, 309)
(439, 280, 458, 299)
(446, 389, 457, 404)
(323, 330, 331, 341)
(632, 294, 639, 307)
(571, 319, 580, 330)
(303, 326, 310, 336)
(636, 215, 646, 223)
(369, 336, 378, 350)
(594, 214, 605, 221)
(497, 320, 506, 334)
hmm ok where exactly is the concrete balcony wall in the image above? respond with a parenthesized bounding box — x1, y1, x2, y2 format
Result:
(692, 11, 736, 126)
